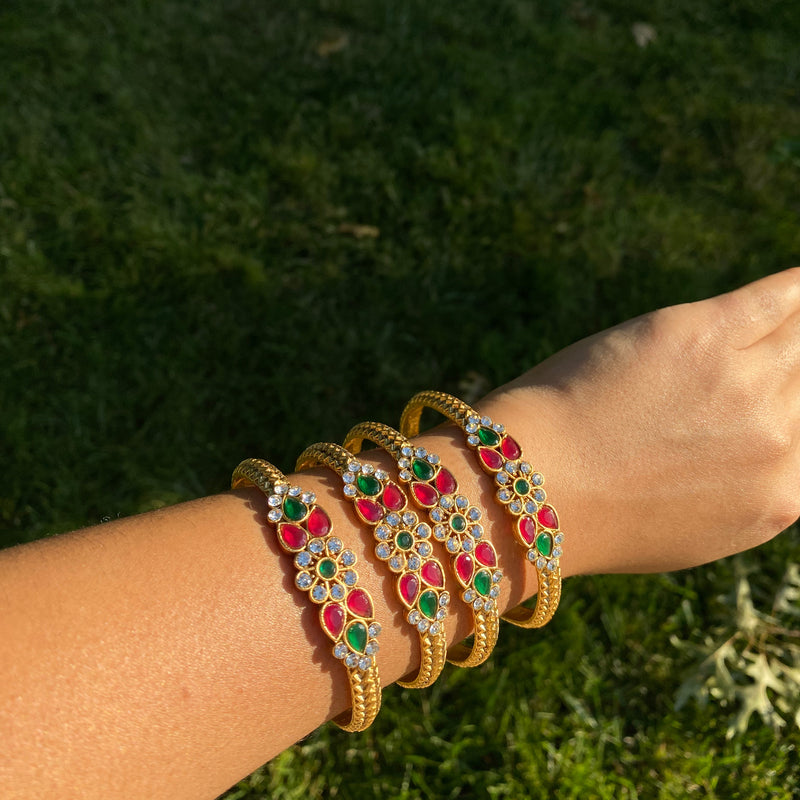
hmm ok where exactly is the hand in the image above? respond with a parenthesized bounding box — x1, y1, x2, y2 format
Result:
(491, 269, 800, 576)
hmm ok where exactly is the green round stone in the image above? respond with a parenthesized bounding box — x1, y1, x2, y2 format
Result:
(412, 458, 435, 481)
(477, 427, 500, 447)
(450, 514, 467, 532)
(356, 474, 382, 496)
(474, 569, 492, 597)
(514, 478, 530, 496)
(318, 558, 337, 579)
(346, 621, 368, 653)
(536, 532, 553, 558)
(283, 496, 307, 521)
(419, 589, 438, 620)
(396, 531, 414, 550)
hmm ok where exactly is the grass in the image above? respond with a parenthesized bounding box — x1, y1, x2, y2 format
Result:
(1, 0, 799, 797)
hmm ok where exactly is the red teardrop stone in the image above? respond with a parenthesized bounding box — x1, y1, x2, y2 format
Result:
(517, 515, 536, 545)
(399, 573, 419, 606)
(412, 482, 439, 507)
(537, 505, 559, 529)
(434, 467, 457, 495)
(478, 447, 504, 471)
(382, 482, 405, 511)
(307, 507, 331, 537)
(474, 541, 497, 567)
(421, 560, 444, 587)
(500, 435, 521, 460)
(355, 498, 384, 523)
(321, 603, 345, 638)
(278, 523, 308, 550)
(346, 588, 373, 618)
(455, 553, 474, 584)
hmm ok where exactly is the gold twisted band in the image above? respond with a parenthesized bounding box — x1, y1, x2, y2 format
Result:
(231, 458, 381, 731)
(399, 391, 563, 629)
(295, 442, 449, 689)
(343, 421, 502, 668)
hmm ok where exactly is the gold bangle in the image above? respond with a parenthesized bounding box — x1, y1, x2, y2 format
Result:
(295, 442, 450, 689)
(399, 391, 563, 629)
(343, 421, 502, 668)
(231, 458, 382, 731)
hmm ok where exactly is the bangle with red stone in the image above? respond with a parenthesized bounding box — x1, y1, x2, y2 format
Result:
(343, 421, 502, 668)
(399, 391, 563, 630)
(231, 458, 382, 732)
(295, 442, 450, 689)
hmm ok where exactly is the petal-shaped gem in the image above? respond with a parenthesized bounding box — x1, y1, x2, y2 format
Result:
(474, 569, 492, 597)
(500, 435, 522, 460)
(419, 589, 439, 620)
(474, 541, 497, 567)
(537, 505, 559, 529)
(455, 552, 474, 585)
(412, 458, 435, 481)
(356, 474, 382, 496)
(277, 523, 308, 551)
(478, 447, 504, 471)
(346, 621, 368, 653)
(355, 498, 384, 523)
(477, 427, 501, 446)
(346, 588, 373, 618)
(321, 602, 345, 639)
(307, 507, 331, 537)
(399, 572, 419, 606)
(283, 496, 307, 521)
(536, 532, 553, 558)
(382, 482, 406, 511)
(420, 560, 444, 588)
(517, 515, 536, 545)
(435, 467, 457, 495)
(412, 482, 439, 507)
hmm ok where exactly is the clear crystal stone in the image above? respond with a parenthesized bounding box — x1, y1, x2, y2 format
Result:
(344, 570, 357, 586)
(468, 507, 481, 521)
(295, 551, 312, 568)
(312, 585, 327, 601)
(408, 610, 420, 624)
(436, 608, 447, 620)
(532, 473, 544, 486)
(440, 495, 453, 509)
(275, 483, 288, 495)
(553, 547, 563, 558)
(343, 485, 357, 497)
(520, 462, 531, 474)
(430, 622, 440, 635)
(527, 550, 537, 562)
(473, 598, 484, 611)
(369, 622, 382, 637)
(497, 489, 512, 502)
(471, 525, 483, 538)
(509, 501, 522, 514)
(427, 453, 440, 464)
(301, 492, 315, 504)
(267, 509, 282, 522)
(407, 555, 421, 571)
(386, 512, 400, 527)
(525, 500, 537, 514)
(496, 472, 509, 485)
(492, 422, 504, 433)
(362, 463, 375, 475)
(430, 509, 443, 522)
(467, 415, 479, 425)
(466, 422, 478, 433)
(504, 461, 517, 474)
(331, 584, 345, 600)
(548, 560, 557, 571)
(536, 556, 547, 569)
(433, 524, 446, 540)
(296, 572, 312, 589)
(440, 592, 450, 606)
(401, 446, 413, 457)
(343, 472, 355, 483)
(334, 643, 348, 659)
(446, 538, 460, 553)
(375, 469, 388, 481)
(288, 486, 301, 497)
(376, 525, 391, 540)
(490, 586, 500, 599)
(402, 512, 416, 526)
(416, 523, 431, 538)
(376, 543, 391, 559)
(555, 533, 565, 544)
(419, 542, 432, 556)
(342, 550, 356, 566)
(464, 589, 475, 602)
(347, 462, 360, 473)
(389, 556, 403, 571)
(398, 457, 410, 468)
(345, 653, 358, 668)
(417, 619, 430, 633)
(455, 495, 468, 509)
(467, 434, 479, 446)
(267, 494, 281, 507)
(359, 656, 372, 671)
(309, 539, 324, 554)
(327, 537, 342, 554)
(493, 571, 502, 583)
(462, 538, 474, 552)
(365, 641, 378, 656)
(400, 469, 412, 481)
(415, 447, 427, 458)
(534, 490, 546, 502)
(480, 416, 491, 426)
(484, 599, 495, 611)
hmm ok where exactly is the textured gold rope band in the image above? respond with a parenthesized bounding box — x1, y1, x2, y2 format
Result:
(343, 421, 502, 668)
(296, 442, 449, 689)
(231, 458, 382, 731)
(399, 391, 563, 629)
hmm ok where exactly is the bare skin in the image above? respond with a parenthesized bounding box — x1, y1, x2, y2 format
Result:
(1, 269, 799, 799)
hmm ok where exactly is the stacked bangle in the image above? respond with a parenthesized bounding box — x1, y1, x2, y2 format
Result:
(343, 421, 502, 667)
(295, 442, 450, 689)
(399, 391, 563, 629)
(231, 457, 382, 731)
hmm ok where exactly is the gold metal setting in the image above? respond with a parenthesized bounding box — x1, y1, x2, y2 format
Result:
(295, 442, 449, 689)
(343, 421, 502, 667)
(231, 458, 381, 731)
(399, 391, 564, 629)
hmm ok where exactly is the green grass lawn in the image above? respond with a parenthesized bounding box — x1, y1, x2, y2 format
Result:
(2, 1, 799, 797)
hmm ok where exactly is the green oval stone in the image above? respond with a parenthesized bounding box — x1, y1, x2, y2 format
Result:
(412, 458, 435, 481)
(356, 474, 382, 496)
(419, 589, 438, 620)
(318, 558, 337, 579)
(536, 532, 553, 557)
(478, 427, 500, 447)
(450, 514, 466, 532)
(283, 496, 307, 521)
(474, 569, 492, 596)
(514, 478, 530, 496)
(396, 531, 414, 550)
(346, 621, 368, 653)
